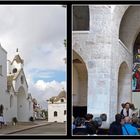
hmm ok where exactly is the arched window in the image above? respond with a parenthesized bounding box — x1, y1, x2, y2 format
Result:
(10, 95, 13, 108)
(61, 99, 64, 103)
(73, 5, 89, 31)
(64, 110, 66, 115)
(54, 111, 57, 117)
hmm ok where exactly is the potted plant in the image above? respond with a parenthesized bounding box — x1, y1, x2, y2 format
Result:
(12, 117, 18, 125)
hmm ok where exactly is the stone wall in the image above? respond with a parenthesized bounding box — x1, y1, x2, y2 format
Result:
(73, 6, 112, 123)
(72, 5, 140, 124)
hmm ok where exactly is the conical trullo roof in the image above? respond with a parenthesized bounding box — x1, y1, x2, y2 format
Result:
(58, 90, 66, 98)
(49, 89, 67, 103)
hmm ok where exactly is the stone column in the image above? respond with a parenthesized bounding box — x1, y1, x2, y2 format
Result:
(87, 59, 111, 123)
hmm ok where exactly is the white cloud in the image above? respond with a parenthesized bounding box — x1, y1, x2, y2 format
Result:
(28, 79, 66, 109)
(0, 5, 66, 109)
(0, 5, 66, 71)
(34, 80, 66, 96)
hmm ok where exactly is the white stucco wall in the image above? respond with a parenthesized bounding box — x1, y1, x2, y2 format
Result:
(0, 47, 33, 123)
(6, 93, 17, 122)
(13, 71, 28, 95)
(48, 103, 66, 122)
(0, 46, 7, 97)
(12, 61, 23, 71)
(0, 46, 10, 122)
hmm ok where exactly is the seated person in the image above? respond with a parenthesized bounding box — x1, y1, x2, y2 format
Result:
(131, 117, 140, 128)
(84, 113, 97, 135)
(120, 102, 133, 118)
(109, 114, 123, 135)
(122, 117, 139, 135)
(73, 117, 88, 135)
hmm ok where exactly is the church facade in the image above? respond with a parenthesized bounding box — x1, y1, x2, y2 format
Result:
(72, 5, 140, 124)
(0, 46, 33, 123)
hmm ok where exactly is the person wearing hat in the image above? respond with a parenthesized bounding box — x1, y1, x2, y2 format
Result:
(120, 102, 133, 118)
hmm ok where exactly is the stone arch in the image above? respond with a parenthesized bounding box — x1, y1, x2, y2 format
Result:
(113, 6, 129, 27)
(17, 86, 26, 121)
(119, 6, 140, 52)
(73, 5, 89, 31)
(117, 6, 140, 114)
(72, 50, 88, 117)
(117, 62, 131, 113)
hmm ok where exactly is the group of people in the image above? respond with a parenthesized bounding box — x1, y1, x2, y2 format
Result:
(109, 102, 140, 135)
(72, 114, 99, 135)
(72, 102, 140, 135)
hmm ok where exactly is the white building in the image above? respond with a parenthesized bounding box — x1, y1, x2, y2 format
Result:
(0, 47, 33, 123)
(47, 89, 67, 122)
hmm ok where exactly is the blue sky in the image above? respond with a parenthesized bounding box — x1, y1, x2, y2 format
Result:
(30, 69, 66, 83)
(0, 5, 66, 109)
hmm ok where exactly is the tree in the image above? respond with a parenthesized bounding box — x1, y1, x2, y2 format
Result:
(41, 109, 48, 120)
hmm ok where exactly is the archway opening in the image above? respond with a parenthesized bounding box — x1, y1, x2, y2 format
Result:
(72, 50, 88, 118)
(118, 62, 131, 113)
(119, 6, 140, 52)
(17, 86, 26, 121)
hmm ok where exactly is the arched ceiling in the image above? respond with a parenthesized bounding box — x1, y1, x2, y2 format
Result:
(73, 50, 88, 81)
(119, 6, 140, 52)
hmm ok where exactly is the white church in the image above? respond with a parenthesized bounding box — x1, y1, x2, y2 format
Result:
(0, 45, 33, 123)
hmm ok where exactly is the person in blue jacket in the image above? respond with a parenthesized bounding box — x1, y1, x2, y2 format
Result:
(122, 116, 139, 135)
